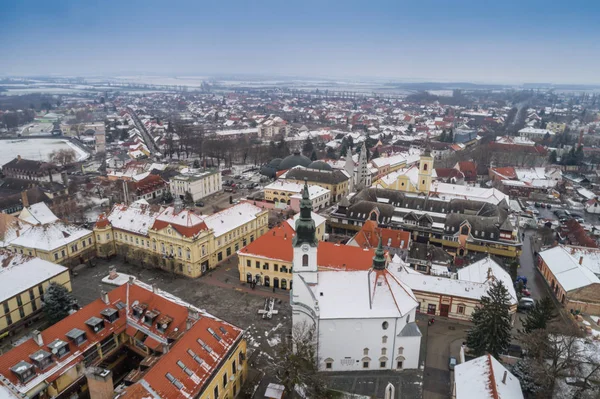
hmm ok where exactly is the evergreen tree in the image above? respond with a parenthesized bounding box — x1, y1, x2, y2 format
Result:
(302, 138, 314, 156)
(511, 359, 542, 396)
(193, 159, 200, 168)
(439, 130, 447, 142)
(340, 142, 348, 157)
(466, 280, 512, 358)
(310, 150, 317, 161)
(326, 146, 336, 159)
(509, 260, 519, 282)
(521, 296, 557, 333)
(43, 282, 78, 325)
(448, 129, 454, 143)
(549, 150, 558, 164)
(372, 147, 380, 160)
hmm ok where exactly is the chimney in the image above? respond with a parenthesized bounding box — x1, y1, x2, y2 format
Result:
(579, 256, 584, 265)
(186, 318, 194, 331)
(152, 283, 158, 294)
(162, 343, 170, 354)
(86, 368, 113, 399)
(108, 266, 118, 280)
(21, 191, 29, 208)
(487, 267, 492, 280)
(502, 370, 507, 384)
(101, 291, 110, 305)
(128, 276, 135, 285)
(32, 330, 43, 346)
(61, 171, 69, 187)
(17, 155, 21, 161)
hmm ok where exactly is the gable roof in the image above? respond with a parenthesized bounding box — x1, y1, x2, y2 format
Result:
(539, 246, 600, 292)
(352, 220, 410, 250)
(454, 354, 523, 399)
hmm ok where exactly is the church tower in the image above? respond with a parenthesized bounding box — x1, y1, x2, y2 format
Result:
(356, 142, 371, 190)
(293, 179, 318, 284)
(372, 237, 387, 270)
(344, 151, 355, 192)
(417, 147, 433, 193)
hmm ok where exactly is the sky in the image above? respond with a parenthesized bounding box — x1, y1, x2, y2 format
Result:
(1, 0, 599, 84)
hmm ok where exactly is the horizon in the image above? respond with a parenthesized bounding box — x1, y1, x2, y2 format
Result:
(1, 0, 599, 85)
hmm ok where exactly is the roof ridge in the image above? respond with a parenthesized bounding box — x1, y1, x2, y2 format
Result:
(486, 354, 500, 399)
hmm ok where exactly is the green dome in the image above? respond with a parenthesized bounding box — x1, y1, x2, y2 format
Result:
(278, 152, 311, 170)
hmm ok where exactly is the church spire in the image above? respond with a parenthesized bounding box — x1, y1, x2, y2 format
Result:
(372, 237, 386, 270)
(293, 179, 317, 247)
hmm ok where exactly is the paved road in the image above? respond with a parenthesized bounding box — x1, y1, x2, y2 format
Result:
(518, 230, 551, 300)
(422, 318, 470, 399)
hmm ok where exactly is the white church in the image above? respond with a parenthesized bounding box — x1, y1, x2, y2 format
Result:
(291, 182, 422, 372)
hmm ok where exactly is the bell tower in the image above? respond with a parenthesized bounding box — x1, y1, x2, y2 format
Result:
(293, 179, 318, 284)
(417, 146, 433, 193)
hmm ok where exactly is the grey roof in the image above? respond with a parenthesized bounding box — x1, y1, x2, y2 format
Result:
(278, 153, 311, 170)
(398, 322, 422, 337)
(408, 242, 453, 264)
(308, 160, 333, 171)
(285, 167, 349, 185)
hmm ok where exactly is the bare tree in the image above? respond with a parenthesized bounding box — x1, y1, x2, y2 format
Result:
(49, 148, 77, 166)
(270, 322, 328, 398)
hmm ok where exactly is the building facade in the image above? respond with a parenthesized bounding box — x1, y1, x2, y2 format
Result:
(0, 251, 71, 339)
(95, 201, 268, 278)
(170, 170, 222, 202)
(280, 166, 350, 203)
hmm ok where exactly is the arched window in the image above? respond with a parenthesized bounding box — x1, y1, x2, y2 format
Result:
(264, 276, 270, 287)
(246, 273, 252, 283)
(398, 347, 404, 355)
(382, 336, 388, 344)
(281, 279, 287, 289)
(423, 163, 428, 171)
(382, 321, 389, 330)
(406, 314, 410, 323)
(302, 254, 308, 267)
(363, 348, 369, 356)
(460, 225, 469, 235)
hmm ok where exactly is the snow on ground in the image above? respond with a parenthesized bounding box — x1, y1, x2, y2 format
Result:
(267, 335, 281, 347)
(0, 138, 89, 165)
(102, 272, 136, 286)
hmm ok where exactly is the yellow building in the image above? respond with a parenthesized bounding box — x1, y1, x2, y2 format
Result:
(374, 151, 434, 194)
(264, 180, 304, 204)
(547, 122, 567, 134)
(0, 278, 247, 399)
(8, 203, 96, 267)
(0, 251, 71, 338)
(95, 201, 268, 277)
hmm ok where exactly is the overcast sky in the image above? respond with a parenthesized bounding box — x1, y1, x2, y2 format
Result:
(1, 0, 599, 84)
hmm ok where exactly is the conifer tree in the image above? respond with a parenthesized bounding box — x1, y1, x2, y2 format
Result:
(521, 296, 557, 333)
(43, 282, 78, 325)
(466, 280, 512, 358)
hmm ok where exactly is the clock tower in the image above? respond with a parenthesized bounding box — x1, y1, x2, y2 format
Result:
(293, 179, 318, 284)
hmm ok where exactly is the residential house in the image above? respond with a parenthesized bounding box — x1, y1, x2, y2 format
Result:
(453, 354, 524, 399)
(169, 170, 222, 202)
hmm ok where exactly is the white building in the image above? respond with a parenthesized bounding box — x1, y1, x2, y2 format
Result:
(170, 170, 222, 202)
(291, 183, 422, 372)
(290, 185, 331, 212)
(518, 127, 555, 140)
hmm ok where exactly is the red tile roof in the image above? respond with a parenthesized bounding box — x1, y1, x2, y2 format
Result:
(489, 167, 517, 180)
(352, 220, 410, 250)
(238, 224, 376, 270)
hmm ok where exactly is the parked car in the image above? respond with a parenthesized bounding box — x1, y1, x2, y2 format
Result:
(449, 356, 457, 370)
(540, 203, 546, 208)
(224, 187, 234, 192)
(534, 202, 541, 207)
(195, 201, 204, 207)
(546, 203, 552, 209)
(521, 288, 531, 297)
(517, 297, 535, 312)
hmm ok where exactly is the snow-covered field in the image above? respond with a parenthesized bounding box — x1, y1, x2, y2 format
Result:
(0, 138, 90, 165)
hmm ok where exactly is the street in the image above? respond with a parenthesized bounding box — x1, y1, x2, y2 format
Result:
(518, 229, 551, 300)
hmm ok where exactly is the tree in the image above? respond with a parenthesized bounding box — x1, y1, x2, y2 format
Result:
(509, 260, 519, 282)
(549, 150, 558, 164)
(371, 147, 380, 160)
(303, 138, 314, 156)
(466, 280, 512, 358)
(193, 159, 200, 168)
(439, 130, 447, 142)
(325, 146, 336, 160)
(521, 296, 557, 334)
(184, 191, 194, 206)
(310, 150, 317, 161)
(272, 322, 328, 398)
(447, 129, 454, 143)
(510, 358, 542, 396)
(43, 282, 78, 325)
(339, 141, 348, 157)
(50, 148, 77, 166)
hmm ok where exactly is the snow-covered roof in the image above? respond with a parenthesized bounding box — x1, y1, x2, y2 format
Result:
(288, 212, 326, 230)
(203, 202, 263, 238)
(10, 221, 92, 252)
(311, 269, 418, 319)
(265, 180, 304, 193)
(18, 202, 59, 225)
(430, 182, 507, 205)
(454, 354, 524, 399)
(539, 246, 600, 291)
(0, 251, 68, 303)
(107, 201, 160, 236)
(457, 257, 518, 303)
(289, 185, 330, 200)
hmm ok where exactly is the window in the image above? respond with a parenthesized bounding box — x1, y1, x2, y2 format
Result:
(29, 290, 35, 301)
(54, 253, 59, 260)
(382, 321, 389, 330)
(382, 336, 388, 344)
(380, 361, 386, 368)
(256, 261, 260, 269)
(325, 360, 333, 369)
(106, 233, 110, 239)
(61, 250, 65, 257)
(363, 360, 370, 369)
(178, 247, 182, 258)
(232, 360, 237, 374)
(397, 360, 403, 369)
(88, 238, 92, 245)
(19, 308, 25, 318)
(398, 347, 404, 355)
(382, 348, 387, 355)
(246, 260, 251, 267)
(82, 240, 86, 248)
(226, 247, 231, 256)
(263, 263, 269, 270)
(187, 249, 191, 260)
(223, 372, 228, 388)
(457, 305, 465, 314)
(6, 313, 12, 325)
(302, 254, 308, 267)
(214, 386, 219, 398)
(407, 314, 410, 323)
(38, 285, 43, 296)
(3, 302, 9, 314)
(363, 348, 369, 356)
(16, 296, 22, 307)
(218, 252, 223, 262)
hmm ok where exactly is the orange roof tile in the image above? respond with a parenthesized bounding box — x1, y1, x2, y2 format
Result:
(353, 220, 411, 250)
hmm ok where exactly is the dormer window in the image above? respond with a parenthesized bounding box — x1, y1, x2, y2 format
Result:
(144, 309, 160, 326)
(10, 361, 35, 383)
(132, 304, 147, 319)
(85, 316, 105, 333)
(30, 350, 53, 370)
(156, 314, 173, 334)
(100, 308, 119, 323)
(48, 339, 70, 358)
(66, 328, 87, 346)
